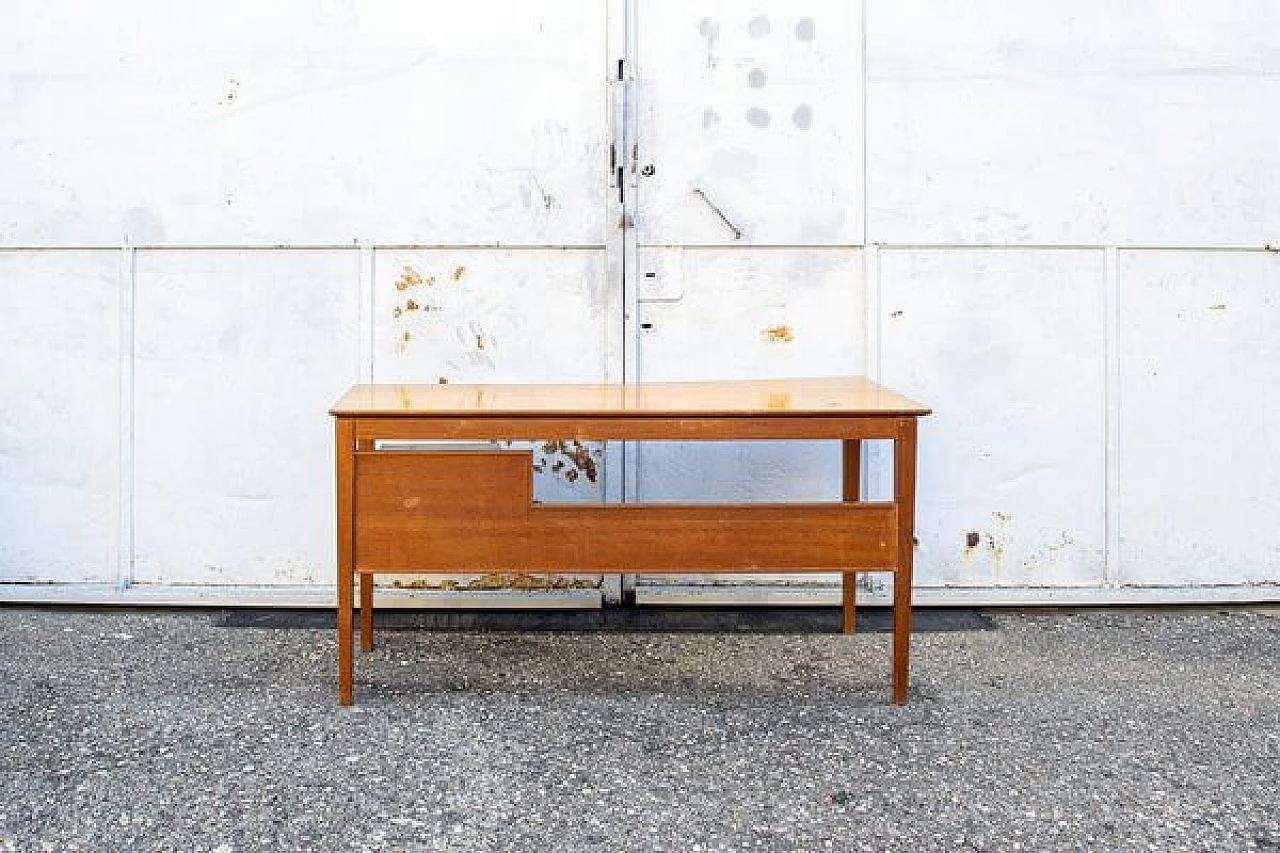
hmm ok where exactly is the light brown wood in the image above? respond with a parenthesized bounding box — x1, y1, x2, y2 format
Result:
(353, 415, 909, 442)
(842, 439, 862, 634)
(335, 417, 355, 706)
(529, 504, 896, 572)
(331, 377, 929, 706)
(892, 417, 919, 705)
(331, 376, 930, 418)
(359, 573, 373, 651)
(354, 458, 896, 570)
(355, 451, 533, 571)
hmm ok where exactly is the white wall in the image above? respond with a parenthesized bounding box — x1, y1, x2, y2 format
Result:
(2, 1, 1277, 602)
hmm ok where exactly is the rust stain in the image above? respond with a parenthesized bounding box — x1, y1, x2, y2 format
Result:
(437, 376, 449, 385)
(391, 573, 597, 591)
(402, 331, 412, 343)
(762, 325, 794, 343)
(988, 512, 1011, 577)
(452, 265, 467, 282)
(965, 530, 981, 548)
(476, 333, 486, 351)
(406, 299, 420, 311)
(395, 267, 422, 291)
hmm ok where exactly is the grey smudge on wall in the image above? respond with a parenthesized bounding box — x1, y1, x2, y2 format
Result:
(746, 107, 771, 128)
(702, 108, 721, 130)
(748, 15, 771, 37)
(795, 17, 816, 42)
(122, 206, 166, 243)
(748, 68, 767, 88)
(698, 18, 720, 68)
(792, 104, 813, 129)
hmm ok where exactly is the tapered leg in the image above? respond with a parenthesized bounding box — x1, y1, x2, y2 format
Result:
(892, 419, 918, 705)
(841, 439, 862, 634)
(360, 572, 374, 651)
(335, 418, 356, 705)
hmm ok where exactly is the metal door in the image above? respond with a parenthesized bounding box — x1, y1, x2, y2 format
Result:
(623, 0, 868, 602)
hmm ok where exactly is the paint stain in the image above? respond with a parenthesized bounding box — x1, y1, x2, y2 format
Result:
(988, 512, 1011, 577)
(402, 497, 421, 509)
(746, 107, 771, 128)
(703, 107, 721, 130)
(392, 573, 597, 592)
(748, 15, 771, 37)
(392, 307, 403, 318)
(748, 68, 768, 88)
(792, 104, 813, 130)
(762, 324, 794, 343)
(1209, 303, 1227, 311)
(395, 267, 425, 291)
(452, 265, 466, 282)
(218, 78, 240, 107)
(539, 439, 599, 484)
(795, 17, 816, 41)
(889, 309, 904, 318)
(1022, 532, 1075, 575)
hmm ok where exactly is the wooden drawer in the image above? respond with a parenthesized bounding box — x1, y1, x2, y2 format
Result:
(354, 450, 531, 572)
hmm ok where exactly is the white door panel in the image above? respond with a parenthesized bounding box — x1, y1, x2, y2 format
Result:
(878, 249, 1108, 588)
(0, 1, 608, 246)
(633, 247, 864, 588)
(1118, 250, 1280, 585)
(0, 251, 121, 582)
(635, 0, 863, 245)
(132, 250, 361, 585)
(866, 0, 1280, 246)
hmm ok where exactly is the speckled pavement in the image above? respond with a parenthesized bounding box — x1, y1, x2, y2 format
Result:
(1, 606, 1277, 852)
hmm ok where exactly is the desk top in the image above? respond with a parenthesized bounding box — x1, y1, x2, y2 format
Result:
(330, 377, 930, 418)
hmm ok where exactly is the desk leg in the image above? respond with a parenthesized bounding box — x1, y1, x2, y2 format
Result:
(335, 418, 355, 706)
(892, 419, 918, 705)
(841, 439, 861, 634)
(360, 573, 374, 651)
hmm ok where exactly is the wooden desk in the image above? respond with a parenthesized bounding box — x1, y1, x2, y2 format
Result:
(330, 377, 930, 705)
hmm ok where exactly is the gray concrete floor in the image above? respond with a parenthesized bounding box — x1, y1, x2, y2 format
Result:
(1, 606, 1277, 852)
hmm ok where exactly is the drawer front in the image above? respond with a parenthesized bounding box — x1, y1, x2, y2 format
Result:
(354, 451, 531, 571)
